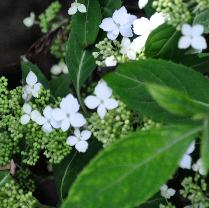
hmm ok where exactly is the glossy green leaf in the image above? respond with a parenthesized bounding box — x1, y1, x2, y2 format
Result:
(145, 24, 182, 59)
(144, 0, 155, 18)
(201, 118, 209, 173)
(71, 0, 101, 47)
(21, 61, 49, 88)
(49, 74, 71, 97)
(146, 83, 209, 119)
(62, 124, 200, 208)
(194, 8, 209, 34)
(99, 0, 122, 17)
(0, 171, 11, 187)
(105, 59, 209, 122)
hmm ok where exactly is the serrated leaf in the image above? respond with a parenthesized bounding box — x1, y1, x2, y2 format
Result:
(201, 118, 209, 173)
(146, 83, 209, 119)
(71, 0, 101, 47)
(21, 61, 49, 88)
(145, 24, 182, 59)
(99, 0, 122, 17)
(194, 8, 209, 34)
(62, 124, 200, 208)
(104, 59, 209, 122)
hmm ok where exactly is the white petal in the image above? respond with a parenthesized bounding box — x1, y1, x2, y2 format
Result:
(77, 3, 87, 13)
(150, 12, 165, 30)
(180, 154, 192, 169)
(81, 130, 91, 141)
(104, 56, 117, 67)
(70, 113, 86, 128)
(26, 71, 37, 86)
(75, 141, 88, 153)
(138, 0, 148, 9)
(33, 115, 46, 125)
(119, 24, 134, 38)
(99, 18, 117, 32)
(52, 108, 65, 121)
(22, 103, 32, 114)
(95, 80, 112, 100)
(42, 122, 53, 133)
(20, 114, 30, 125)
(74, 128, 81, 138)
(50, 65, 62, 75)
(127, 49, 137, 60)
(133, 17, 151, 36)
(23, 18, 34, 28)
(112, 6, 129, 26)
(61, 119, 71, 132)
(84, 95, 100, 109)
(32, 83, 42, 98)
(181, 24, 192, 36)
(121, 37, 131, 51)
(97, 104, 107, 119)
(43, 106, 53, 119)
(61, 94, 80, 114)
(31, 110, 41, 122)
(104, 98, 119, 110)
(191, 36, 207, 50)
(50, 119, 61, 129)
(67, 136, 79, 146)
(186, 142, 195, 154)
(131, 35, 148, 52)
(178, 36, 191, 49)
(192, 24, 204, 36)
(107, 31, 119, 40)
(68, 4, 78, 15)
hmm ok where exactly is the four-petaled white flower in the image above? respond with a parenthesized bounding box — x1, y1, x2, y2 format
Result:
(138, 0, 148, 9)
(179, 142, 195, 169)
(99, 6, 137, 40)
(192, 159, 206, 176)
(22, 71, 42, 102)
(84, 80, 119, 119)
(20, 103, 42, 125)
(23, 12, 35, 28)
(67, 129, 91, 153)
(52, 94, 86, 132)
(41, 106, 61, 133)
(50, 62, 69, 75)
(104, 56, 117, 67)
(68, 1, 87, 15)
(132, 12, 165, 52)
(178, 24, 207, 50)
(160, 185, 176, 199)
(120, 37, 137, 60)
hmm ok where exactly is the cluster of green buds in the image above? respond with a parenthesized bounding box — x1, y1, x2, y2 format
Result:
(0, 179, 38, 208)
(93, 38, 123, 67)
(88, 101, 134, 147)
(38, 1, 62, 33)
(196, 0, 209, 11)
(140, 117, 161, 131)
(153, 0, 191, 28)
(159, 203, 176, 208)
(180, 174, 209, 207)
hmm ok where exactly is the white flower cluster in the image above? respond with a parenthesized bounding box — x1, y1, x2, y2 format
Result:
(100, 6, 165, 66)
(160, 184, 176, 199)
(68, 0, 87, 15)
(20, 71, 90, 153)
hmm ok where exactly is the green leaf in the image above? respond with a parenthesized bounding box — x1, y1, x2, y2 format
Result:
(21, 61, 49, 88)
(49, 75, 71, 97)
(146, 83, 209, 119)
(105, 59, 209, 122)
(194, 8, 209, 34)
(99, 0, 122, 17)
(144, 0, 155, 18)
(53, 140, 102, 201)
(62, 124, 201, 208)
(145, 24, 182, 59)
(71, 0, 101, 47)
(201, 118, 209, 173)
(0, 171, 11, 187)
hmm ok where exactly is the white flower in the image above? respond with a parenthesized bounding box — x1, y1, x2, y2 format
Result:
(52, 94, 86, 132)
(20, 103, 43, 125)
(22, 71, 42, 101)
(104, 56, 117, 67)
(179, 142, 195, 169)
(84, 80, 119, 119)
(138, 0, 148, 9)
(99, 6, 137, 40)
(160, 185, 176, 199)
(50, 62, 69, 75)
(41, 106, 61, 133)
(192, 159, 206, 176)
(178, 24, 207, 50)
(67, 129, 91, 153)
(120, 37, 137, 60)
(68, 1, 87, 15)
(132, 12, 165, 52)
(23, 12, 35, 28)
